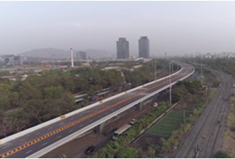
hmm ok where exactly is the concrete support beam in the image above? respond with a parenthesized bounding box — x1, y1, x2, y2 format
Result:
(137, 102, 143, 110)
(96, 123, 104, 134)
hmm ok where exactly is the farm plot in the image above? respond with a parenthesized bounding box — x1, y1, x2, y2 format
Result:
(147, 110, 183, 137)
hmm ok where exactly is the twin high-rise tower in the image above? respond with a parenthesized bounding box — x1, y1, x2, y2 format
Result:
(116, 36, 150, 59)
(138, 36, 150, 58)
(116, 38, 129, 59)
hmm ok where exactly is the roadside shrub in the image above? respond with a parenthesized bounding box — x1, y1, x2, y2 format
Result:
(214, 150, 230, 158)
(230, 126, 235, 132)
(93, 102, 171, 157)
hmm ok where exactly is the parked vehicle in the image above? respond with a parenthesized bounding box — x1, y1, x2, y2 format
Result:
(130, 119, 136, 125)
(112, 124, 131, 140)
(153, 102, 158, 108)
(85, 145, 95, 154)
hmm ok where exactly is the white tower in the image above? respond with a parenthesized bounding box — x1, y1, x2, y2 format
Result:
(70, 48, 74, 67)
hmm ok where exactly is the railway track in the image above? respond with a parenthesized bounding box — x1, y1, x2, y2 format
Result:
(176, 72, 233, 158)
(198, 73, 232, 158)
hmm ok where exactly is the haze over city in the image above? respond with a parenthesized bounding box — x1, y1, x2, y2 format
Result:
(1, 1, 235, 56)
(2, 2, 235, 158)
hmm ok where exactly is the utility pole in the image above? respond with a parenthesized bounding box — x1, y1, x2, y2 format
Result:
(183, 109, 186, 134)
(177, 59, 178, 70)
(200, 54, 202, 77)
(154, 59, 157, 80)
(169, 62, 172, 106)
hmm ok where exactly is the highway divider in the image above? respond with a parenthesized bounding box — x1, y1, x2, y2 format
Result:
(0, 62, 184, 145)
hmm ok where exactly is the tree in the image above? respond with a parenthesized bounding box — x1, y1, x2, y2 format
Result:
(0, 114, 12, 137)
(117, 147, 139, 158)
(0, 95, 10, 111)
(147, 147, 156, 157)
(0, 83, 12, 90)
(43, 86, 64, 99)
(4, 109, 26, 133)
(60, 92, 75, 113)
(19, 81, 42, 100)
(60, 72, 75, 92)
(75, 76, 89, 92)
(23, 99, 45, 123)
(8, 92, 19, 108)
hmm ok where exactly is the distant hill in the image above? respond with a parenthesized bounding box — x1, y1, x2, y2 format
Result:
(19, 48, 115, 59)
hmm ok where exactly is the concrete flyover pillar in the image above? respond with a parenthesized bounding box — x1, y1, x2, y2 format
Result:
(96, 123, 105, 134)
(137, 102, 143, 110)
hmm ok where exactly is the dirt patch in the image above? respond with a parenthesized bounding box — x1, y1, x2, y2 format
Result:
(222, 93, 235, 157)
(133, 133, 162, 149)
(223, 131, 235, 157)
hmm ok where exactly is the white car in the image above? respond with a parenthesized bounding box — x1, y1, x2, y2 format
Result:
(153, 102, 158, 108)
(130, 119, 136, 125)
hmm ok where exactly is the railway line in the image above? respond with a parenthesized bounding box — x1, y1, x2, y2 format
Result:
(176, 71, 233, 158)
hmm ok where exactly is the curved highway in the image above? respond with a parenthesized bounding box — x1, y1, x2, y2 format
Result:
(0, 62, 194, 158)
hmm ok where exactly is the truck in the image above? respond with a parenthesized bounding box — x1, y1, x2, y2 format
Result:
(112, 124, 131, 140)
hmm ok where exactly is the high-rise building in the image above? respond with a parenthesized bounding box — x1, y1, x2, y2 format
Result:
(116, 38, 129, 59)
(3, 55, 24, 65)
(76, 51, 87, 60)
(138, 36, 150, 58)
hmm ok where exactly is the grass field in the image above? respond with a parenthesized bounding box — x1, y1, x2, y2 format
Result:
(147, 110, 183, 137)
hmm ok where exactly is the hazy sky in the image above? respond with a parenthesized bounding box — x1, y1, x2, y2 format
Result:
(1, 1, 235, 56)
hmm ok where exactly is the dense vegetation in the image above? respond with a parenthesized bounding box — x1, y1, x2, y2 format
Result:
(0, 68, 123, 138)
(182, 57, 235, 76)
(214, 150, 231, 158)
(172, 80, 203, 103)
(0, 60, 165, 138)
(123, 60, 179, 87)
(93, 102, 171, 158)
(92, 61, 219, 157)
(92, 79, 204, 158)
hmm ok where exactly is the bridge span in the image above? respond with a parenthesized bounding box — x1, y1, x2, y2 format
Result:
(0, 62, 194, 158)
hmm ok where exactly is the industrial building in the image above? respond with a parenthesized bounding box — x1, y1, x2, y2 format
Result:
(0, 55, 25, 65)
(76, 51, 87, 60)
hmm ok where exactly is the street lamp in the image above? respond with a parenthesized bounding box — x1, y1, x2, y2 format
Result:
(176, 59, 179, 71)
(200, 54, 202, 77)
(155, 59, 157, 80)
(169, 62, 172, 106)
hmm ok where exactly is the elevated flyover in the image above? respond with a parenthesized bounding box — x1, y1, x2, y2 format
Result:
(0, 62, 194, 158)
